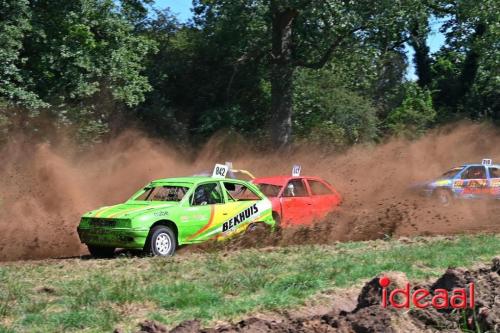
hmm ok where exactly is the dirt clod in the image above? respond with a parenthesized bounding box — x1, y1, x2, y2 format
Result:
(137, 320, 168, 333)
(36, 286, 56, 294)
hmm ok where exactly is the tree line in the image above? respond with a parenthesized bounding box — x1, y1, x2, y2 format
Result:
(0, 0, 498, 148)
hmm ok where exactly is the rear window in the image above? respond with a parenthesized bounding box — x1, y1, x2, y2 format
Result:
(256, 183, 282, 197)
(224, 182, 260, 201)
(308, 180, 333, 195)
(489, 167, 500, 178)
(135, 186, 189, 202)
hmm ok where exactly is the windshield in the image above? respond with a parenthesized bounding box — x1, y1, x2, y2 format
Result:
(440, 167, 464, 179)
(134, 186, 189, 202)
(256, 183, 282, 197)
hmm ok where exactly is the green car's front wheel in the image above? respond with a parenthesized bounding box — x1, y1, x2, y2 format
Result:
(87, 245, 115, 258)
(147, 226, 177, 256)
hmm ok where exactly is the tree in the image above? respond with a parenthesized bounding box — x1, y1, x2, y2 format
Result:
(194, 0, 423, 148)
(0, 0, 157, 143)
(139, 2, 272, 144)
(409, 19, 432, 88)
(429, 0, 499, 120)
(0, 0, 41, 107)
(294, 67, 379, 148)
(23, 0, 156, 108)
(387, 82, 436, 138)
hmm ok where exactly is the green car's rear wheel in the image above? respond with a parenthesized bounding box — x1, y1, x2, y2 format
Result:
(87, 245, 115, 258)
(147, 226, 177, 256)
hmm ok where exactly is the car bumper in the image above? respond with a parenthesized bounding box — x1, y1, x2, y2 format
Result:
(419, 188, 434, 197)
(77, 227, 149, 249)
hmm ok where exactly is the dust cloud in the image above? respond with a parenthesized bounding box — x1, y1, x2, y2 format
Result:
(1, 122, 500, 261)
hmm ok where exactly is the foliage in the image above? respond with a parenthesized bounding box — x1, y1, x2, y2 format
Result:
(24, 0, 157, 107)
(0, 0, 42, 108)
(191, 0, 425, 146)
(294, 68, 379, 147)
(387, 82, 436, 138)
(0, 0, 156, 143)
(0, 0, 498, 146)
(430, 0, 499, 122)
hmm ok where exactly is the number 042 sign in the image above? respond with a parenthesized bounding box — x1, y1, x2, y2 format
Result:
(212, 164, 229, 179)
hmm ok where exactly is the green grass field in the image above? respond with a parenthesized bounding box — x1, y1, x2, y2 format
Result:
(0, 234, 499, 333)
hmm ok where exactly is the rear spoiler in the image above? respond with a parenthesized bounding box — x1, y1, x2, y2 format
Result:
(224, 161, 255, 180)
(230, 169, 256, 180)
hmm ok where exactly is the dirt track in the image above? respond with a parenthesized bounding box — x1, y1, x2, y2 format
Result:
(1, 122, 500, 261)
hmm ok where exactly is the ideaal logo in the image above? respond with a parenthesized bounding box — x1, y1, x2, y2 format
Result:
(222, 204, 259, 232)
(379, 276, 474, 309)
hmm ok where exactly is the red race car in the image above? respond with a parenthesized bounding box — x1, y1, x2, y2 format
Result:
(252, 165, 342, 227)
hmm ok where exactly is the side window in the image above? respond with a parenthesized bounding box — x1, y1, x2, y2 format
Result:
(224, 182, 260, 201)
(308, 180, 333, 195)
(283, 179, 308, 197)
(490, 167, 500, 178)
(191, 182, 223, 206)
(461, 166, 486, 179)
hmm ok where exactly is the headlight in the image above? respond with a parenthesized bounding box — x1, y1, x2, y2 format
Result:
(117, 219, 131, 228)
(79, 217, 90, 227)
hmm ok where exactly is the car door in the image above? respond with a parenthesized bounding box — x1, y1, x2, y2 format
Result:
(281, 178, 313, 226)
(182, 181, 225, 243)
(220, 181, 262, 233)
(306, 179, 341, 221)
(488, 166, 500, 198)
(455, 166, 488, 199)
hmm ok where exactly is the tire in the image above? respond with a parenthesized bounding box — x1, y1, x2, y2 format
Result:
(146, 226, 177, 256)
(272, 212, 284, 237)
(435, 189, 453, 207)
(87, 245, 115, 258)
(272, 212, 282, 229)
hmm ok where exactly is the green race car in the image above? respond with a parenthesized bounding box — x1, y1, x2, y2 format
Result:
(77, 172, 275, 257)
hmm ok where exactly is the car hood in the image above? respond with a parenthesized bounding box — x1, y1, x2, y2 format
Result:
(409, 181, 432, 189)
(84, 201, 178, 219)
(409, 178, 453, 190)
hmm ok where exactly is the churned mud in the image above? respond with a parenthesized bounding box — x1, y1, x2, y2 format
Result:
(1, 122, 500, 261)
(134, 257, 500, 333)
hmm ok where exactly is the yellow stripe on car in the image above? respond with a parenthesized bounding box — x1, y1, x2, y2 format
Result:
(94, 206, 115, 218)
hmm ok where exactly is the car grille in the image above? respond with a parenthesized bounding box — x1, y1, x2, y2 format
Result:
(89, 219, 117, 227)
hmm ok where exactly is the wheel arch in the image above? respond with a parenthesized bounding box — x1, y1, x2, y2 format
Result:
(145, 219, 179, 255)
(272, 211, 281, 225)
(149, 219, 179, 241)
(433, 187, 454, 196)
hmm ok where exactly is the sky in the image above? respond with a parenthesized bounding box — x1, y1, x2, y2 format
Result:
(154, 0, 193, 22)
(405, 17, 447, 80)
(153, 0, 446, 80)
